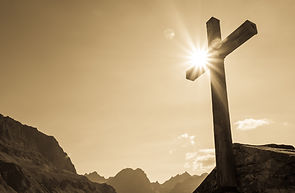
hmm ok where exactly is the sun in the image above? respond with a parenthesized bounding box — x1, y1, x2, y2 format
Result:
(189, 48, 209, 69)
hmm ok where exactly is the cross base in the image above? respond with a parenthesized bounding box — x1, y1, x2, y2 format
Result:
(214, 186, 240, 193)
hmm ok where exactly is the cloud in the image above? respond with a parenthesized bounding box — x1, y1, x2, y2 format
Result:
(184, 162, 190, 169)
(235, 118, 271, 130)
(177, 133, 196, 146)
(199, 148, 215, 154)
(169, 133, 196, 155)
(185, 152, 198, 160)
(184, 148, 215, 174)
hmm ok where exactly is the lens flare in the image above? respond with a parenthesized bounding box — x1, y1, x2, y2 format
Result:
(188, 48, 209, 69)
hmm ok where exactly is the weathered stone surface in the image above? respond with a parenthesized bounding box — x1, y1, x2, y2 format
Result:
(194, 143, 295, 193)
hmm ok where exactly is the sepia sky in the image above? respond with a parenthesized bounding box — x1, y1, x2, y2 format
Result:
(1, 0, 295, 182)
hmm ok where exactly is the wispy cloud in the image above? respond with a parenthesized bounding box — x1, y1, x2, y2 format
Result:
(177, 133, 196, 145)
(169, 133, 196, 154)
(170, 134, 215, 174)
(184, 148, 215, 174)
(185, 152, 198, 160)
(199, 148, 215, 154)
(235, 118, 271, 130)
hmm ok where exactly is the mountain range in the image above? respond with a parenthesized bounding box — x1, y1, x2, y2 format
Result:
(0, 113, 207, 193)
(85, 168, 207, 193)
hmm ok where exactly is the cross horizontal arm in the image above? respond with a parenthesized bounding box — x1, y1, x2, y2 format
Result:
(186, 66, 206, 81)
(216, 20, 257, 58)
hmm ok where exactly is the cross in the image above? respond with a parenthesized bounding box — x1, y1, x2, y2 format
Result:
(186, 17, 257, 192)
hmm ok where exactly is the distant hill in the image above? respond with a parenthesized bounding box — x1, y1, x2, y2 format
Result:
(168, 173, 207, 193)
(108, 168, 154, 193)
(0, 114, 116, 193)
(86, 168, 207, 193)
(158, 172, 192, 193)
(152, 172, 207, 193)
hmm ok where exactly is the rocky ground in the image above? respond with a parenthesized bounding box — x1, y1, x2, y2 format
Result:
(194, 143, 295, 193)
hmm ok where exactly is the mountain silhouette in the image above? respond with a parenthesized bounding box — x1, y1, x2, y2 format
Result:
(168, 173, 207, 193)
(86, 169, 208, 193)
(158, 172, 192, 193)
(0, 114, 116, 193)
(152, 172, 207, 193)
(107, 168, 154, 193)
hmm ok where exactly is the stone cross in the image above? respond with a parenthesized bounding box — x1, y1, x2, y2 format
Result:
(186, 17, 257, 192)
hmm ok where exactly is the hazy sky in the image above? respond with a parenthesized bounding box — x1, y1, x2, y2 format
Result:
(1, 0, 295, 182)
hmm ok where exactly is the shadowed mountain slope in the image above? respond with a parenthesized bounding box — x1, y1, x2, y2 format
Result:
(0, 114, 116, 193)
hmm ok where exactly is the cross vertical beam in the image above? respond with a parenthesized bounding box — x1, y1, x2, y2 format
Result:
(186, 16, 257, 192)
(206, 17, 237, 190)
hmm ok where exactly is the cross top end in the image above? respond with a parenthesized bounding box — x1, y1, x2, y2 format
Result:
(206, 17, 220, 24)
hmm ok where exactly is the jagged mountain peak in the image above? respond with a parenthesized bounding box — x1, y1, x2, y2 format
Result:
(113, 168, 149, 180)
(85, 171, 107, 183)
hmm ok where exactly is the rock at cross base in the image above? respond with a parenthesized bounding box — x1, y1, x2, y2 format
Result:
(194, 143, 295, 193)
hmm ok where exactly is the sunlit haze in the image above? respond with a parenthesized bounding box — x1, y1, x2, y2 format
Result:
(1, 0, 295, 183)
